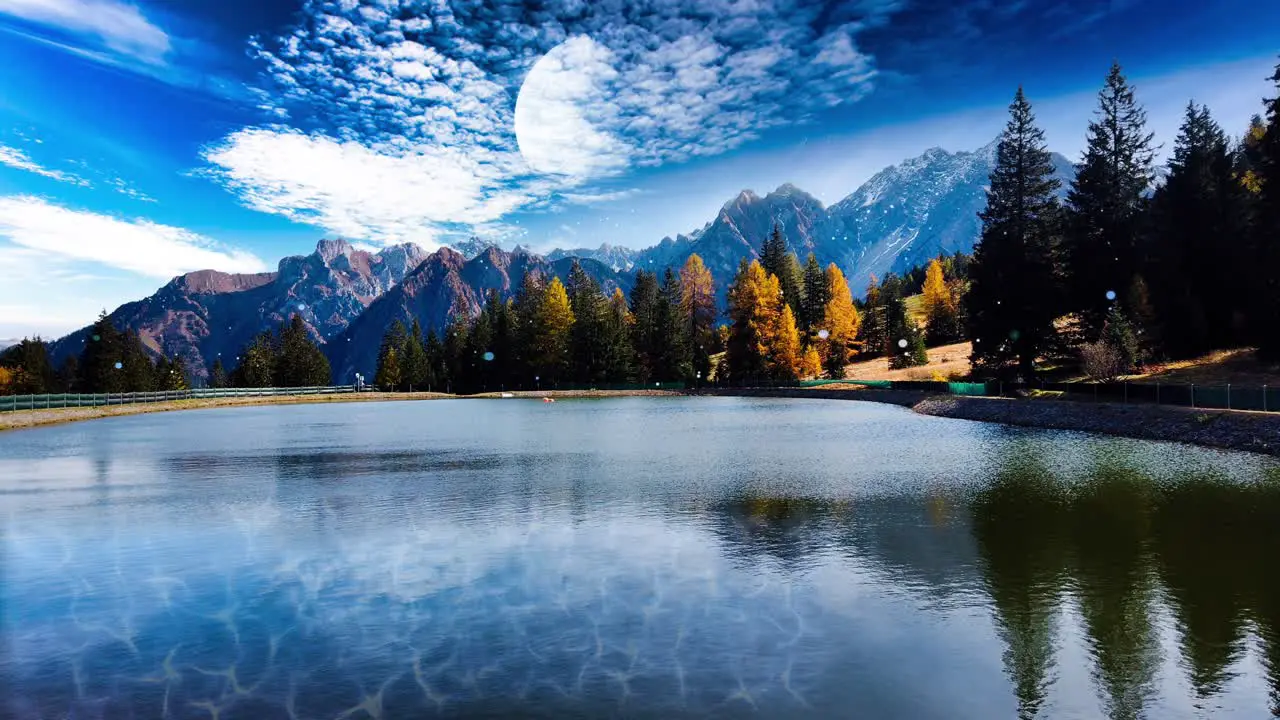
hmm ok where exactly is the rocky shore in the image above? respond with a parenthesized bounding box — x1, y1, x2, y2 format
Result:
(696, 387, 1280, 457)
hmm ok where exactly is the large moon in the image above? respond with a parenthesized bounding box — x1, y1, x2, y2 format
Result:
(513, 36, 625, 178)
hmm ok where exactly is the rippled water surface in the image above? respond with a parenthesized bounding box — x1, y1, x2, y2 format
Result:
(3, 396, 1280, 719)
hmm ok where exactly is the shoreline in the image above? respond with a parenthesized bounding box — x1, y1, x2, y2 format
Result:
(3, 386, 1278, 458)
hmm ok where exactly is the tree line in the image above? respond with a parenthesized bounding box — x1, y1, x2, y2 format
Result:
(965, 60, 1280, 380)
(371, 250, 871, 393)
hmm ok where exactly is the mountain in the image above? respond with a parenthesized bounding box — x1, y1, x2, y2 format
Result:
(48, 239, 428, 378)
(449, 236, 500, 259)
(326, 246, 633, 382)
(546, 243, 639, 272)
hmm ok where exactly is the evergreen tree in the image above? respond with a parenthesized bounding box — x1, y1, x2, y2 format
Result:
(0, 337, 55, 394)
(629, 269, 661, 381)
(57, 355, 79, 393)
(922, 258, 962, 346)
(424, 329, 447, 392)
(403, 319, 429, 391)
(567, 260, 609, 384)
(375, 346, 402, 390)
(155, 355, 189, 391)
(967, 87, 1064, 380)
(1064, 62, 1156, 337)
(800, 252, 829, 334)
(889, 321, 929, 370)
(463, 302, 494, 391)
(232, 331, 276, 388)
(1147, 102, 1251, 356)
(483, 292, 516, 389)
(528, 276, 574, 385)
(821, 264, 862, 379)
(759, 224, 803, 316)
(80, 311, 125, 392)
(1255, 62, 1280, 359)
(275, 315, 331, 387)
(601, 288, 635, 382)
(679, 254, 717, 382)
(655, 268, 692, 381)
(120, 330, 154, 392)
(1101, 305, 1140, 374)
(860, 275, 887, 359)
(442, 316, 469, 393)
(209, 357, 229, 389)
(1236, 114, 1267, 195)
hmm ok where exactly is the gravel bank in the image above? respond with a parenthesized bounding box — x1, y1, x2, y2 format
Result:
(0, 392, 451, 433)
(695, 387, 1280, 457)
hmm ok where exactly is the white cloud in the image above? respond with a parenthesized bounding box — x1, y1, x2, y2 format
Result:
(204, 0, 897, 245)
(0, 0, 170, 65)
(0, 195, 267, 279)
(0, 143, 90, 186)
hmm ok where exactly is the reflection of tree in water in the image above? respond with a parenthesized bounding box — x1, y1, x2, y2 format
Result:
(1067, 456, 1161, 720)
(970, 445, 1069, 720)
(707, 494, 849, 570)
(971, 446, 1280, 719)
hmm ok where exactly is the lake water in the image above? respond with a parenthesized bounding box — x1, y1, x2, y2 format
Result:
(2, 397, 1279, 719)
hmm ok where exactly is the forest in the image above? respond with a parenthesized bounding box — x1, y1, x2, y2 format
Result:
(1, 60, 1278, 395)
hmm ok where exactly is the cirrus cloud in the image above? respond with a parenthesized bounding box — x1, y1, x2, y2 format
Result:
(203, 0, 898, 246)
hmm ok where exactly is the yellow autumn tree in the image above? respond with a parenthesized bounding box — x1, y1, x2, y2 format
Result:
(822, 264, 861, 379)
(0, 366, 14, 395)
(801, 345, 823, 379)
(529, 276, 574, 383)
(725, 260, 781, 383)
(767, 303, 803, 381)
(680, 253, 717, 378)
(921, 258, 961, 345)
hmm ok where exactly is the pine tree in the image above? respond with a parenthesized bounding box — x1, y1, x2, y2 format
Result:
(655, 268, 692, 381)
(860, 275, 886, 359)
(1147, 102, 1251, 357)
(888, 320, 929, 370)
(967, 87, 1064, 380)
(57, 355, 79, 393)
(629, 269, 661, 381)
(528, 276, 574, 385)
(80, 311, 125, 392)
(403, 319, 429, 391)
(602, 288, 635, 382)
(760, 224, 803, 316)
(1255, 61, 1280, 359)
(821, 264, 862, 379)
(922, 258, 962, 346)
(1236, 114, 1266, 195)
(209, 357, 229, 388)
(679, 254, 717, 382)
(1064, 62, 1156, 338)
(232, 331, 276, 388)
(120, 330, 154, 392)
(464, 299, 494, 391)
(375, 346, 402, 390)
(483, 291, 516, 389)
(424, 329, 446, 392)
(155, 355, 189, 391)
(0, 337, 55, 394)
(800, 252, 829, 334)
(275, 315, 331, 387)
(1101, 304, 1140, 374)
(567, 260, 609, 384)
(442, 316, 469, 393)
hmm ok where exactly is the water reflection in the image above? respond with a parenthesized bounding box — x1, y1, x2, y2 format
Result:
(2, 399, 1280, 718)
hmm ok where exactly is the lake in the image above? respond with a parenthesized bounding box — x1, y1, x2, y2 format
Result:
(1, 396, 1279, 719)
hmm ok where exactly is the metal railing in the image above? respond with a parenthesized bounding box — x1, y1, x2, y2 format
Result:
(0, 386, 356, 413)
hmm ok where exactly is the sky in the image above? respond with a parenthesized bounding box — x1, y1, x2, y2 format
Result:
(0, 0, 1276, 340)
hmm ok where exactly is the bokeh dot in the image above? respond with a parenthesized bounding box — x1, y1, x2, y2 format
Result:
(1105, 290, 1117, 301)
(817, 329, 830, 340)
(113, 362, 122, 370)
(483, 351, 495, 362)
(897, 338, 908, 348)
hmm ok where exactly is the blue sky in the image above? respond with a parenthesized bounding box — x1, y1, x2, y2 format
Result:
(0, 0, 1277, 339)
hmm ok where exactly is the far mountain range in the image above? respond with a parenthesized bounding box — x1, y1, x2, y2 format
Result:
(46, 139, 1078, 382)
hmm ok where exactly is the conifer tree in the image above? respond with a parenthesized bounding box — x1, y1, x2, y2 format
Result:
(1255, 61, 1280, 359)
(483, 292, 516, 389)
(801, 345, 823, 379)
(442, 316, 469, 393)
(275, 315, 331, 387)
(1147, 102, 1250, 356)
(424, 329, 446, 392)
(0, 337, 55, 394)
(967, 87, 1064, 379)
(155, 355, 189, 391)
(233, 331, 276, 388)
(821, 264, 861, 378)
(375, 346, 402, 390)
(767, 303, 803, 382)
(1064, 62, 1156, 337)
(679, 254, 717, 381)
(760, 223, 803, 316)
(528, 276, 574, 385)
(1236, 114, 1266, 195)
(859, 275, 886, 359)
(800, 252, 829, 334)
(80, 311, 125, 392)
(209, 357, 228, 389)
(602, 288, 635, 382)
(922, 258, 962, 345)
(567, 260, 609, 384)
(655, 268, 692, 381)
(120, 330, 154, 392)
(57, 355, 79, 393)
(629, 269, 661, 381)
(404, 319, 429, 391)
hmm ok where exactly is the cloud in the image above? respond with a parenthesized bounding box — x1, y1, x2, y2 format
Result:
(0, 195, 267, 279)
(204, 0, 899, 245)
(0, 143, 90, 186)
(0, 0, 170, 65)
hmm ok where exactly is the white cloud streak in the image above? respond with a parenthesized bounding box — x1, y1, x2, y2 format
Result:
(0, 195, 267, 279)
(203, 0, 897, 246)
(0, 143, 90, 186)
(0, 0, 170, 65)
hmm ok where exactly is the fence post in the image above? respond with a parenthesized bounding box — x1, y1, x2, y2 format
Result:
(1124, 382, 1128, 404)
(1265, 385, 1269, 413)
(1191, 384, 1195, 409)
(1227, 384, 1231, 411)
(1156, 383, 1160, 406)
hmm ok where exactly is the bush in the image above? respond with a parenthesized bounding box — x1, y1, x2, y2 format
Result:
(1080, 340, 1125, 382)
